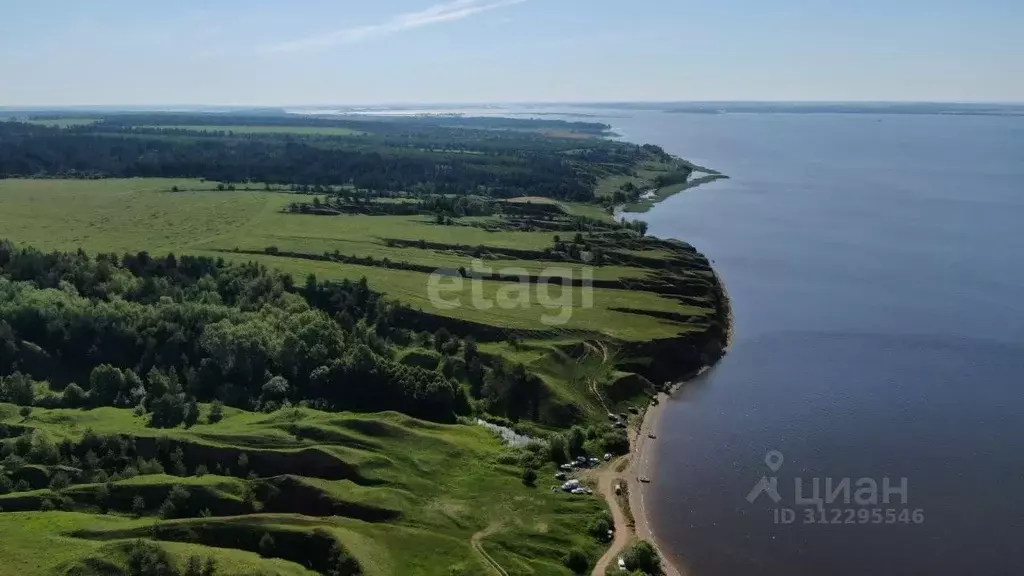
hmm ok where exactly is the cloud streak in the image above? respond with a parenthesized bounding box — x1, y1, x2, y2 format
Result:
(264, 0, 525, 53)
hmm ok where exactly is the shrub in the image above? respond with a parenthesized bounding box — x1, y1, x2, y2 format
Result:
(587, 516, 612, 540)
(96, 482, 111, 513)
(258, 532, 275, 558)
(548, 434, 568, 464)
(131, 495, 146, 517)
(49, 471, 72, 491)
(138, 458, 165, 475)
(160, 485, 191, 519)
(126, 539, 176, 576)
(208, 401, 224, 424)
(62, 383, 87, 408)
(623, 540, 661, 575)
(29, 430, 59, 464)
(184, 556, 203, 576)
(562, 548, 589, 574)
(521, 468, 538, 487)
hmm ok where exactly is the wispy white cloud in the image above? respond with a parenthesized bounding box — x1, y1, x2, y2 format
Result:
(263, 0, 525, 54)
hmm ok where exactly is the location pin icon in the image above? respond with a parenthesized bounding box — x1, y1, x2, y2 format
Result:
(765, 450, 784, 472)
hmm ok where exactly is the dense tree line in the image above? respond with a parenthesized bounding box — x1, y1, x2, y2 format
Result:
(286, 193, 495, 218)
(0, 242, 466, 422)
(76, 112, 610, 136)
(0, 118, 659, 201)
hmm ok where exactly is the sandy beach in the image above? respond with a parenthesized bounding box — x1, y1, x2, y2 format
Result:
(627, 389, 687, 576)
(592, 269, 731, 576)
(591, 387, 687, 576)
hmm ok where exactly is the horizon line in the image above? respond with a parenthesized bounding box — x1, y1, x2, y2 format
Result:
(3, 99, 1024, 110)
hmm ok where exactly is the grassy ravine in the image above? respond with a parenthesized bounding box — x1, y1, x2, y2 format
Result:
(0, 403, 606, 576)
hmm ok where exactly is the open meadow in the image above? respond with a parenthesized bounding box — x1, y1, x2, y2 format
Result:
(0, 179, 712, 342)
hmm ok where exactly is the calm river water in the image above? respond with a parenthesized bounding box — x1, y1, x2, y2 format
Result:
(609, 110, 1024, 576)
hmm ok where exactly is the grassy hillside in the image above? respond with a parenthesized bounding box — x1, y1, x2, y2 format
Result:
(0, 404, 607, 576)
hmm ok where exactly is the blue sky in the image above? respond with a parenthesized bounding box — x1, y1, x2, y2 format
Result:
(1, 0, 1021, 106)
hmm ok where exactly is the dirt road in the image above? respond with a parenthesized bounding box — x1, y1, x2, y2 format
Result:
(591, 393, 685, 576)
(471, 523, 509, 576)
(591, 456, 631, 575)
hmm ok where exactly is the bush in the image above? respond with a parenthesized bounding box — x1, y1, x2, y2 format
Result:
(139, 458, 165, 475)
(521, 468, 538, 487)
(548, 434, 568, 464)
(623, 540, 661, 575)
(131, 495, 146, 517)
(126, 539, 176, 576)
(62, 383, 87, 408)
(208, 401, 224, 424)
(258, 532, 275, 558)
(96, 482, 111, 513)
(587, 516, 612, 540)
(562, 548, 589, 574)
(49, 470, 72, 491)
(160, 485, 191, 519)
(28, 430, 59, 464)
(19, 406, 32, 419)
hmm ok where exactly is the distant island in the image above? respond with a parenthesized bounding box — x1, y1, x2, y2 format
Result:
(0, 111, 728, 576)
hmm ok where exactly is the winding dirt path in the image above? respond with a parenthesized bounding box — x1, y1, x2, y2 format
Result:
(471, 523, 509, 576)
(591, 395, 686, 576)
(591, 456, 631, 575)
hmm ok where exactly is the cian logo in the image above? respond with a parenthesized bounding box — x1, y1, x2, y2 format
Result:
(746, 450, 784, 503)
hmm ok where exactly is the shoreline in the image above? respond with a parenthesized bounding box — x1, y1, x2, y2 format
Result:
(596, 265, 734, 576)
(642, 266, 734, 575)
(628, 365, 712, 576)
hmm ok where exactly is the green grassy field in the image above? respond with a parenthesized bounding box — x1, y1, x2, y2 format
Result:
(0, 179, 709, 342)
(141, 125, 366, 136)
(0, 403, 607, 576)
